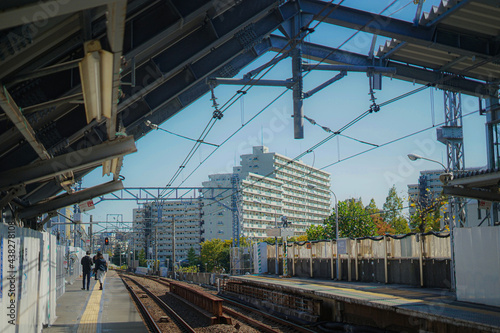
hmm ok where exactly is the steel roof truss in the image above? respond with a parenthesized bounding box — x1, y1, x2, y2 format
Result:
(270, 35, 493, 98)
(0, 85, 51, 160)
(301, 0, 498, 58)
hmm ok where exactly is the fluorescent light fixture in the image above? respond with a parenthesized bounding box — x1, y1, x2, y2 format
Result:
(79, 40, 113, 124)
(103, 157, 122, 178)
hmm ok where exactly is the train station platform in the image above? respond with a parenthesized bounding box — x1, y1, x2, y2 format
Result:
(43, 270, 147, 333)
(230, 275, 500, 333)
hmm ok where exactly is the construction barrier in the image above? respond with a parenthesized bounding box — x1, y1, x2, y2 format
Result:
(264, 232, 452, 288)
(0, 223, 85, 333)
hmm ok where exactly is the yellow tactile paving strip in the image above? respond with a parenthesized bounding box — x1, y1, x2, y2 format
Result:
(77, 276, 106, 333)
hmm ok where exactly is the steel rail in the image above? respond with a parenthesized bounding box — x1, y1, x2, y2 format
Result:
(220, 295, 317, 333)
(124, 275, 196, 333)
(223, 306, 281, 333)
(120, 275, 162, 333)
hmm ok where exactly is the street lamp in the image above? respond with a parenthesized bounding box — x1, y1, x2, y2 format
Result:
(407, 153, 447, 170)
(308, 184, 339, 280)
(407, 154, 454, 184)
(408, 153, 456, 291)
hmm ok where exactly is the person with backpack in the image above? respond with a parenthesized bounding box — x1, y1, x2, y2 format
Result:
(95, 252, 108, 290)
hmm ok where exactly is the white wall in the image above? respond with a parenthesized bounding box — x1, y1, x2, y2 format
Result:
(454, 226, 500, 307)
(0, 223, 58, 333)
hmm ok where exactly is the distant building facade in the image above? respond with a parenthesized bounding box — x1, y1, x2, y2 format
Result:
(408, 168, 490, 228)
(46, 206, 87, 247)
(132, 200, 203, 265)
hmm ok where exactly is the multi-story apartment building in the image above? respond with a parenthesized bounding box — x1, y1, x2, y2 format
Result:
(201, 173, 235, 240)
(203, 146, 331, 242)
(46, 206, 88, 247)
(408, 168, 489, 228)
(132, 200, 203, 265)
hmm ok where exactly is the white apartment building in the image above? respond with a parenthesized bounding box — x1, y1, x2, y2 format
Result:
(408, 168, 488, 228)
(201, 173, 235, 240)
(132, 200, 203, 265)
(203, 146, 331, 242)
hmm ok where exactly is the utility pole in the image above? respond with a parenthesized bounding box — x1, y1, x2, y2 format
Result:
(275, 208, 278, 276)
(155, 226, 158, 274)
(89, 215, 93, 253)
(172, 216, 176, 280)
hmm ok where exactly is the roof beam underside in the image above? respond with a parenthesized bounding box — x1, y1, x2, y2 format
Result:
(300, 0, 498, 58)
(269, 35, 493, 97)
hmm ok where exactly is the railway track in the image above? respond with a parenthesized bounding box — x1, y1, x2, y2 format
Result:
(220, 295, 317, 333)
(120, 274, 196, 333)
(121, 275, 163, 333)
(120, 272, 320, 333)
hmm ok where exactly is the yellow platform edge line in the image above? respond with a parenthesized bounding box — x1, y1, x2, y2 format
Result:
(77, 276, 106, 333)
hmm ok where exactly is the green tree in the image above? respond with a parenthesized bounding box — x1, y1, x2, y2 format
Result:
(366, 198, 379, 215)
(305, 224, 329, 241)
(337, 199, 376, 238)
(383, 186, 410, 234)
(112, 244, 122, 266)
(186, 247, 200, 266)
(366, 198, 395, 235)
(306, 199, 377, 239)
(138, 248, 147, 267)
(200, 238, 230, 273)
(409, 190, 447, 232)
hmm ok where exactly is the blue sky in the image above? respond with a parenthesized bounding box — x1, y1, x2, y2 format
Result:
(82, 0, 487, 228)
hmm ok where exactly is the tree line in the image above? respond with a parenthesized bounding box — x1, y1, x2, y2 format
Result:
(306, 185, 447, 240)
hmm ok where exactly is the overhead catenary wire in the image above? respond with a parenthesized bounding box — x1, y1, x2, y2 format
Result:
(164, 0, 404, 193)
(199, 81, 445, 211)
(161, 0, 346, 194)
(163, 0, 485, 205)
(319, 107, 481, 170)
(180, 2, 443, 208)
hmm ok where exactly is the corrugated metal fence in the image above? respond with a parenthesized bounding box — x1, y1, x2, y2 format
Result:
(266, 232, 451, 288)
(279, 233, 450, 260)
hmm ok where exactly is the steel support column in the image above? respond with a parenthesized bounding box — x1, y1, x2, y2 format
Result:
(438, 91, 466, 293)
(292, 15, 304, 139)
(231, 174, 241, 247)
(485, 94, 500, 224)
(441, 91, 466, 228)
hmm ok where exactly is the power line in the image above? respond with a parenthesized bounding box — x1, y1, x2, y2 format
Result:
(162, 0, 488, 206)
(199, 83, 447, 211)
(319, 107, 481, 170)
(164, 0, 402, 191)
(161, 0, 346, 192)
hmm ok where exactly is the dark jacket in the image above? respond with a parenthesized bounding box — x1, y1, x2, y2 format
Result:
(95, 258, 107, 272)
(81, 255, 93, 273)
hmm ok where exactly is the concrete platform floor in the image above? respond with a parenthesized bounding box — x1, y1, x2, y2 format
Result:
(43, 270, 148, 333)
(232, 275, 500, 332)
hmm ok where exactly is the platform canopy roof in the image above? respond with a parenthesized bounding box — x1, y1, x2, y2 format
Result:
(0, 0, 499, 224)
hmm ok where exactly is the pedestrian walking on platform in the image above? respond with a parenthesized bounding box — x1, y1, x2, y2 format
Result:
(93, 254, 98, 280)
(95, 252, 108, 290)
(81, 251, 93, 291)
